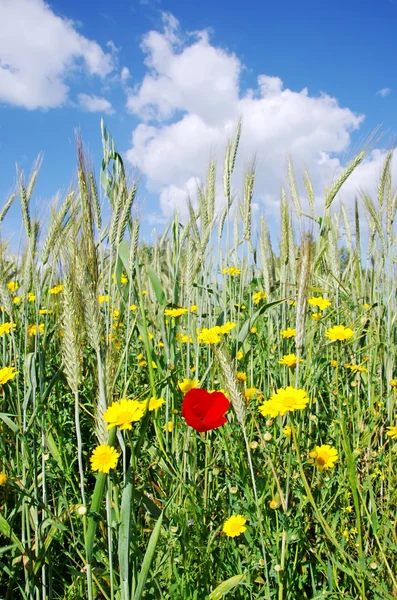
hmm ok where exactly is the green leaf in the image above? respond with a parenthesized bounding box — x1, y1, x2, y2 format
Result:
(147, 265, 166, 306)
(0, 514, 24, 552)
(118, 468, 134, 600)
(0, 412, 18, 433)
(133, 512, 163, 600)
(209, 574, 246, 599)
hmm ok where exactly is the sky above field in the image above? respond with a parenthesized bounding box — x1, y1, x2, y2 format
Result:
(1, 0, 397, 245)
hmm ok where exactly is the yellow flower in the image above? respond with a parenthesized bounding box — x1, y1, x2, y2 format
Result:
(259, 386, 309, 418)
(49, 284, 64, 295)
(0, 473, 8, 485)
(129, 304, 138, 311)
(244, 387, 258, 400)
(280, 327, 296, 338)
(13, 296, 21, 304)
(283, 425, 292, 438)
(311, 313, 322, 321)
(363, 303, 370, 309)
(290, 300, 297, 306)
(236, 372, 247, 382)
(390, 379, 397, 387)
(121, 273, 128, 284)
(7, 281, 18, 292)
(0, 322, 16, 336)
(99, 295, 111, 303)
(222, 267, 241, 276)
(28, 292, 36, 302)
(253, 291, 267, 305)
(178, 378, 199, 394)
(222, 515, 247, 537)
(163, 421, 173, 432)
(39, 309, 52, 315)
(309, 445, 338, 471)
(269, 498, 280, 509)
(330, 360, 338, 367)
(0, 366, 18, 385)
(139, 360, 147, 367)
(386, 426, 397, 439)
(103, 398, 145, 430)
(325, 325, 354, 341)
(250, 327, 257, 334)
(157, 341, 165, 348)
(278, 353, 301, 368)
(219, 321, 236, 334)
(197, 327, 221, 344)
(308, 296, 331, 310)
(344, 364, 368, 374)
(90, 445, 120, 474)
(142, 290, 147, 296)
(190, 305, 198, 312)
(237, 350, 244, 360)
(137, 353, 144, 361)
(141, 397, 166, 411)
(151, 361, 158, 369)
(164, 307, 188, 318)
(28, 323, 44, 337)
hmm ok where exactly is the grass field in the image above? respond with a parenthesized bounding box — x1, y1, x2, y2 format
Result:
(1, 121, 397, 599)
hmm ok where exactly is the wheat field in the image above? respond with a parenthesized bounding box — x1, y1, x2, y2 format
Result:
(1, 120, 397, 599)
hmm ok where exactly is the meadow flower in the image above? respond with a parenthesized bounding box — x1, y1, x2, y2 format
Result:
(390, 379, 397, 387)
(139, 361, 147, 367)
(0, 322, 16, 336)
(0, 473, 8, 485)
(253, 291, 267, 304)
(13, 297, 21, 304)
(49, 284, 64, 295)
(182, 388, 229, 432)
(164, 307, 188, 317)
(39, 309, 52, 315)
(197, 327, 222, 344)
(386, 426, 397, 439)
(190, 305, 198, 312)
(250, 327, 257, 334)
(7, 281, 18, 292)
(259, 386, 309, 418)
(237, 350, 244, 360)
(141, 397, 166, 411)
(219, 321, 236, 334)
(344, 364, 368, 374)
(325, 325, 353, 341)
(103, 398, 145, 430)
(129, 304, 138, 311)
(330, 360, 338, 367)
(0, 366, 18, 385)
(245, 387, 258, 400)
(90, 445, 120, 474)
(178, 378, 199, 394)
(163, 421, 173, 432)
(269, 498, 280, 509)
(27, 293, 36, 302)
(28, 324, 44, 337)
(151, 361, 158, 369)
(222, 515, 247, 537)
(309, 445, 338, 471)
(157, 341, 164, 347)
(311, 313, 322, 321)
(222, 267, 241, 276)
(280, 327, 296, 338)
(236, 372, 247, 382)
(308, 296, 331, 310)
(283, 425, 292, 438)
(99, 295, 111, 303)
(363, 303, 370, 309)
(278, 353, 301, 368)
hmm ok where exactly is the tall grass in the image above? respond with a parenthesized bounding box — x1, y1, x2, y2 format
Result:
(1, 120, 397, 599)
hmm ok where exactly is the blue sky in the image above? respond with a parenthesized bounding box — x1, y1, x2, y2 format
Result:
(0, 0, 396, 245)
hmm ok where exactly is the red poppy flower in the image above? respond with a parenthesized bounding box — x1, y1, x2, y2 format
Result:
(182, 388, 230, 432)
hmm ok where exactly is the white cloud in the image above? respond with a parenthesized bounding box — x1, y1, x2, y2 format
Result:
(121, 67, 130, 83)
(77, 93, 114, 115)
(126, 14, 376, 221)
(377, 87, 391, 97)
(0, 0, 114, 109)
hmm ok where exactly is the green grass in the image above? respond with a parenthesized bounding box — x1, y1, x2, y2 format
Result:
(0, 122, 397, 599)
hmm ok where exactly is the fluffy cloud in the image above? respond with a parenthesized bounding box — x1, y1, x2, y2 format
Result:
(0, 0, 114, 109)
(78, 93, 114, 115)
(126, 14, 396, 224)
